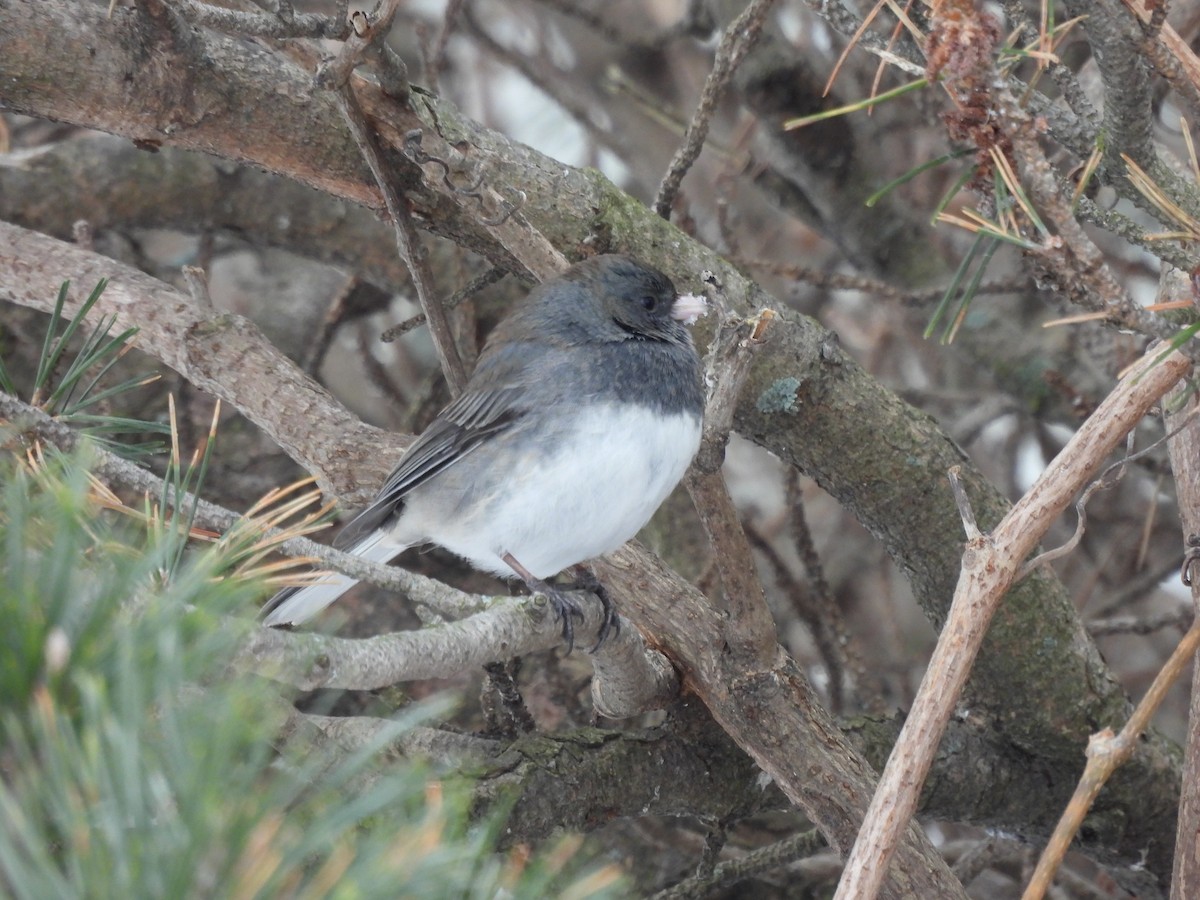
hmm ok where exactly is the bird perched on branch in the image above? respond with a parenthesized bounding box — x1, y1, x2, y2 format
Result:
(262, 254, 707, 650)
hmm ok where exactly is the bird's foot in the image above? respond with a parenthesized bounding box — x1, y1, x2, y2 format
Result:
(535, 579, 587, 654)
(563, 568, 620, 651)
(503, 553, 618, 653)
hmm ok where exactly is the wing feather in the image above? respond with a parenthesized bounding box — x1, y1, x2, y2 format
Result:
(333, 383, 526, 549)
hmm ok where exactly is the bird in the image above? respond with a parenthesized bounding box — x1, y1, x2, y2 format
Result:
(261, 254, 707, 650)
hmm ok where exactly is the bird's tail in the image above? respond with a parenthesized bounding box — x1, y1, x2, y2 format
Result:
(260, 531, 402, 627)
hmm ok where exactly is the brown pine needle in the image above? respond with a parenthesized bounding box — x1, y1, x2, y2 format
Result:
(1042, 311, 1110, 327)
(1123, 153, 1200, 239)
(1069, 145, 1103, 210)
(989, 146, 1044, 235)
(168, 394, 181, 471)
(870, 0, 916, 107)
(242, 476, 317, 515)
(1143, 230, 1200, 242)
(824, 0, 887, 96)
(1146, 299, 1195, 312)
(881, 0, 923, 43)
(1039, 0, 1052, 61)
(1183, 116, 1200, 184)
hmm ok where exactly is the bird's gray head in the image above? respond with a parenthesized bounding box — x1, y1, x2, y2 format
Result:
(519, 255, 702, 347)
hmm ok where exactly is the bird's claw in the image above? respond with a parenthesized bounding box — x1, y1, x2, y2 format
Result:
(532, 573, 620, 654)
(546, 587, 587, 654)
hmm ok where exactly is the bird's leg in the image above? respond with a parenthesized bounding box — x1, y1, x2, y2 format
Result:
(564, 566, 620, 651)
(502, 552, 586, 653)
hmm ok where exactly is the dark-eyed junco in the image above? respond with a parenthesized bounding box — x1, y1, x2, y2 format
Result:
(261, 254, 706, 649)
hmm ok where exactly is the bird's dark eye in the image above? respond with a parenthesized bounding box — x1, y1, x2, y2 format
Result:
(641, 295, 656, 311)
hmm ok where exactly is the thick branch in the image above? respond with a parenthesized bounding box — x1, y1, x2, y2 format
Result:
(1063, 0, 1156, 169)
(235, 593, 611, 690)
(1161, 267, 1200, 900)
(0, 220, 401, 502)
(594, 543, 967, 898)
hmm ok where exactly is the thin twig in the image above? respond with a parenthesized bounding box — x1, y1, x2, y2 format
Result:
(181, 265, 213, 310)
(947, 466, 981, 540)
(648, 828, 829, 900)
(1020, 416, 1198, 579)
(426, 0, 466, 89)
(301, 276, 366, 376)
(355, 321, 411, 414)
(461, 6, 636, 162)
(0, 391, 479, 618)
(1011, 116, 1173, 342)
(652, 0, 777, 218)
(735, 257, 1029, 306)
(1158, 268, 1200, 900)
(380, 265, 509, 342)
(1123, 0, 1200, 132)
(316, 1, 407, 96)
(1088, 554, 1185, 619)
(1087, 604, 1193, 637)
(743, 519, 847, 712)
(685, 300, 777, 662)
(1022, 623, 1200, 899)
(798, 0, 925, 75)
(787, 470, 866, 708)
(535, 0, 627, 43)
(323, 72, 468, 393)
(950, 837, 1017, 888)
(692, 304, 777, 474)
(833, 344, 1191, 900)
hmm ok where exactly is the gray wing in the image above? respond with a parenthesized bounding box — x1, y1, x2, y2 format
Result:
(333, 382, 527, 549)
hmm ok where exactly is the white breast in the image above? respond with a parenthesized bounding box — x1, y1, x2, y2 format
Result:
(415, 404, 702, 579)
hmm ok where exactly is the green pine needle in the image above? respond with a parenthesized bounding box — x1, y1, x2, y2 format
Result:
(0, 450, 624, 899)
(867, 149, 974, 208)
(4, 280, 166, 460)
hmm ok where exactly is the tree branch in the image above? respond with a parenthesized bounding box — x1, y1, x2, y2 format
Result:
(835, 343, 1191, 900)
(0, 219, 402, 502)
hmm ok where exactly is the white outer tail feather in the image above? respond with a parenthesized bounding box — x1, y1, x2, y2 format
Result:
(261, 531, 403, 627)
